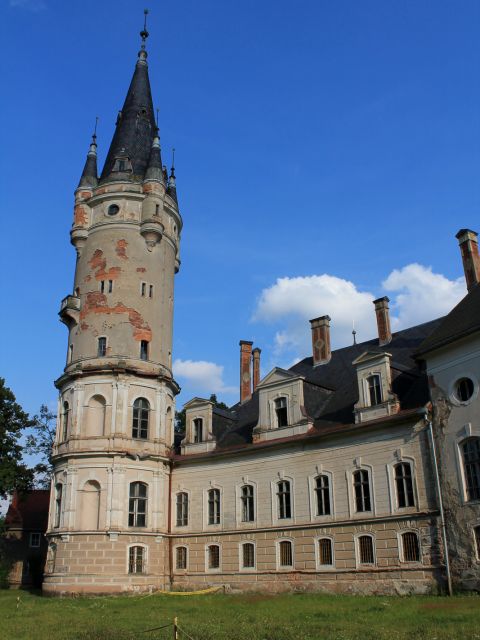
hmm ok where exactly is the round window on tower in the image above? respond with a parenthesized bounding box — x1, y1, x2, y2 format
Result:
(454, 377, 475, 403)
(107, 204, 119, 216)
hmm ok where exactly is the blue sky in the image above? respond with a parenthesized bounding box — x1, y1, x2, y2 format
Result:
(0, 0, 479, 417)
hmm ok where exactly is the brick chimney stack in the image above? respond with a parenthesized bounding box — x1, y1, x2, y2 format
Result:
(373, 296, 392, 346)
(310, 315, 331, 366)
(252, 347, 261, 391)
(456, 229, 480, 292)
(239, 340, 253, 403)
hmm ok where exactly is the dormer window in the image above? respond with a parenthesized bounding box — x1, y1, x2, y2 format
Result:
(367, 374, 382, 406)
(112, 157, 132, 173)
(275, 397, 288, 427)
(193, 418, 203, 443)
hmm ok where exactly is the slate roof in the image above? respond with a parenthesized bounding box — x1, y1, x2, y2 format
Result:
(5, 490, 50, 531)
(181, 318, 443, 454)
(416, 284, 480, 356)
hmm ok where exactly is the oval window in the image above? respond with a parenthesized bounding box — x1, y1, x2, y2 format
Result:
(107, 204, 119, 216)
(455, 377, 474, 402)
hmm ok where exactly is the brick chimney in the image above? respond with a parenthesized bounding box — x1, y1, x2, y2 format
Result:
(239, 340, 253, 403)
(456, 229, 480, 292)
(310, 315, 331, 366)
(373, 296, 392, 346)
(252, 347, 261, 391)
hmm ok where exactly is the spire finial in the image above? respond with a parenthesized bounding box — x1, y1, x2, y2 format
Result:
(352, 318, 357, 345)
(92, 116, 99, 143)
(156, 108, 159, 127)
(171, 147, 176, 176)
(140, 8, 149, 50)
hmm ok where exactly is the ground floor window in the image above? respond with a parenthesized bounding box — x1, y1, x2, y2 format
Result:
(128, 546, 145, 574)
(207, 544, 220, 569)
(242, 543, 255, 569)
(474, 526, 480, 560)
(402, 531, 420, 562)
(318, 538, 333, 566)
(279, 540, 293, 568)
(358, 535, 375, 565)
(176, 546, 187, 570)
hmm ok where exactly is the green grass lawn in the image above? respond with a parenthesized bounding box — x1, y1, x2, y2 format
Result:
(2, 589, 480, 640)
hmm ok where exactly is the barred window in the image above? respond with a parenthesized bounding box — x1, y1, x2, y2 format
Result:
(176, 546, 187, 570)
(277, 480, 292, 519)
(97, 336, 107, 357)
(474, 526, 480, 560)
(241, 485, 255, 522)
(318, 538, 333, 566)
(275, 397, 288, 427)
(208, 545, 220, 569)
(353, 469, 371, 512)
(129, 482, 147, 527)
(279, 540, 293, 567)
(132, 398, 149, 439)
(54, 483, 63, 528)
(367, 374, 382, 406)
(242, 543, 255, 569)
(193, 418, 203, 443)
(402, 531, 420, 562)
(358, 535, 375, 565)
(395, 462, 415, 508)
(61, 402, 70, 441)
(176, 492, 188, 527)
(208, 488, 221, 525)
(128, 546, 145, 573)
(315, 475, 331, 516)
(462, 438, 480, 501)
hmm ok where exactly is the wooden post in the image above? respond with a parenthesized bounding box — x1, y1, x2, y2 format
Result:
(173, 616, 178, 640)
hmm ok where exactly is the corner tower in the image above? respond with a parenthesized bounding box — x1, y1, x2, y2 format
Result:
(44, 18, 181, 594)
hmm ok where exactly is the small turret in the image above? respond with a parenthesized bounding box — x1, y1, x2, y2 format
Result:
(77, 130, 98, 189)
(167, 149, 178, 204)
(144, 126, 164, 183)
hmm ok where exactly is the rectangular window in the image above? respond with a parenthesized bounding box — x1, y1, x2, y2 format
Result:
(108, 280, 113, 293)
(241, 485, 255, 522)
(274, 397, 288, 427)
(176, 492, 188, 527)
(128, 482, 147, 528)
(279, 540, 293, 567)
(353, 469, 371, 512)
(277, 480, 292, 519)
(402, 532, 420, 562)
(368, 374, 382, 406)
(68, 344, 73, 364)
(98, 337, 107, 357)
(208, 545, 220, 569)
(242, 543, 255, 569)
(358, 535, 375, 564)
(149, 285, 154, 298)
(128, 546, 144, 574)
(315, 475, 331, 516)
(208, 489, 221, 525)
(140, 340, 149, 361)
(462, 438, 480, 501)
(395, 462, 415, 508)
(193, 418, 203, 443)
(318, 538, 333, 566)
(176, 547, 187, 570)
(30, 532, 41, 548)
(474, 526, 480, 559)
(141, 282, 146, 297)
(100, 280, 105, 293)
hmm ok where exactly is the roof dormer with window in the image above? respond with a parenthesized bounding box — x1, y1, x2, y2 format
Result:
(352, 351, 400, 423)
(181, 397, 216, 454)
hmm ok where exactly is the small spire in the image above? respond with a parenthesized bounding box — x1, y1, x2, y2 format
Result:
(167, 147, 178, 203)
(352, 319, 357, 345)
(138, 8, 149, 64)
(78, 118, 99, 189)
(144, 124, 163, 182)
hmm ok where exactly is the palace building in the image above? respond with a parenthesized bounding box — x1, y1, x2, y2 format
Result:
(35, 22, 480, 595)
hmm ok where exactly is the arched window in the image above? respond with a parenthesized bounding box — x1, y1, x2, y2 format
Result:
(81, 480, 101, 530)
(462, 438, 480, 501)
(242, 543, 255, 569)
(353, 469, 371, 512)
(394, 462, 415, 508)
(207, 544, 220, 569)
(241, 485, 254, 522)
(132, 398, 150, 439)
(86, 395, 106, 437)
(61, 402, 70, 441)
(279, 540, 293, 567)
(208, 488, 221, 525)
(128, 546, 145, 573)
(193, 418, 203, 443)
(277, 480, 292, 519)
(315, 475, 331, 516)
(318, 538, 333, 566)
(166, 406, 173, 442)
(128, 482, 147, 527)
(176, 546, 187, 570)
(358, 535, 375, 565)
(274, 397, 288, 427)
(401, 531, 420, 562)
(367, 374, 382, 406)
(176, 492, 188, 527)
(54, 483, 63, 528)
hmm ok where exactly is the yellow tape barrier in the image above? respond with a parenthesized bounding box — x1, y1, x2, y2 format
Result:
(156, 586, 223, 596)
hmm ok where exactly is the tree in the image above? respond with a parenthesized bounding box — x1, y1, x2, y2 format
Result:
(175, 394, 231, 435)
(0, 378, 34, 498)
(209, 394, 229, 411)
(25, 404, 56, 488)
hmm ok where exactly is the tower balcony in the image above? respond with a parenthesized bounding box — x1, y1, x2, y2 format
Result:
(59, 294, 81, 328)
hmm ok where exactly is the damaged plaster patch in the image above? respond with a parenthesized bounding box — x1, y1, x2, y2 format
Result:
(116, 239, 128, 260)
(81, 292, 152, 341)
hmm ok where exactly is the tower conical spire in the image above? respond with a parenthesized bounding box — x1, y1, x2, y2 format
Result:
(99, 10, 156, 184)
(78, 122, 98, 189)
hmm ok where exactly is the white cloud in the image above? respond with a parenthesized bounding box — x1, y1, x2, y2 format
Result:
(10, 0, 47, 10)
(383, 263, 466, 329)
(173, 359, 236, 395)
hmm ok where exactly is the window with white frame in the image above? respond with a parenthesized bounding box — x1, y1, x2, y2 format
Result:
(176, 546, 187, 570)
(54, 483, 62, 528)
(208, 488, 221, 525)
(367, 374, 382, 406)
(357, 535, 375, 565)
(193, 418, 203, 443)
(128, 482, 147, 527)
(277, 480, 292, 519)
(315, 475, 331, 516)
(394, 462, 415, 508)
(241, 485, 255, 522)
(474, 526, 480, 560)
(462, 438, 480, 501)
(132, 398, 150, 439)
(279, 540, 293, 568)
(30, 532, 41, 548)
(128, 546, 145, 573)
(207, 544, 220, 569)
(353, 469, 371, 512)
(176, 492, 188, 526)
(401, 531, 420, 562)
(274, 397, 288, 427)
(242, 542, 255, 569)
(318, 538, 333, 566)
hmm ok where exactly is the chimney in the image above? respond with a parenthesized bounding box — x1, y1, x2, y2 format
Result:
(456, 229, 480, 292)
(239, 340, 253, 403)
(373, 296, 392, 346)
(252, 348, 261, 391)
(310, 315, 331, 366)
